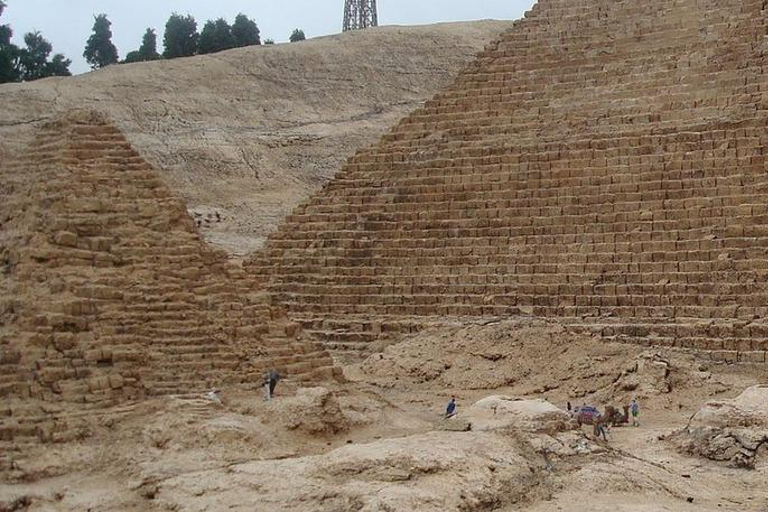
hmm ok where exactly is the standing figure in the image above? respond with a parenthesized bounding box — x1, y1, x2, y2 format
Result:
(594, 412, 609, 441)
(445, 396, 457, 418)
(629, 398, 640, 426)
(263, 369, 281, 401)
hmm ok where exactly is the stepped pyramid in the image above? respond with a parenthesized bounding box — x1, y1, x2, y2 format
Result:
(0, 111, 337, 447)
(250, 0, 768, 362)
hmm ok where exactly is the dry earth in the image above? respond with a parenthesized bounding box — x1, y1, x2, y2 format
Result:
(1, 321, 766, 512)
(2, 17, 768, 512)
(0, 21, 509, 255)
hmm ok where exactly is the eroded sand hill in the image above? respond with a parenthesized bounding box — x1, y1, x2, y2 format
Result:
(0, 21, 510, 255)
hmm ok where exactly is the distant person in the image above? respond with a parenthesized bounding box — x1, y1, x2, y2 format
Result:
(206, 388, 222, 405)
(594, 412, 609, 441)
(263, 369, 281, 401)
(445, 396, 457, 418)
(629, 398, 640, 426)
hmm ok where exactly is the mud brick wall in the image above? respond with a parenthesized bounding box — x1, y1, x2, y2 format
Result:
(249, 0, 768, 360)
(0, 111, 337, 428)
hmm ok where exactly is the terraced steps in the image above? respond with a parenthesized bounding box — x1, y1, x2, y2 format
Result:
(0, 111, 339, 445)
(249, 0, 768, 358)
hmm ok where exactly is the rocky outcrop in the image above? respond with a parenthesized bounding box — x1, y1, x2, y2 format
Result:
(672, 385, 768, 468)
(461, 396, 570, 433)
(265, 387, 349, 435)
(156, 430, 554, 512)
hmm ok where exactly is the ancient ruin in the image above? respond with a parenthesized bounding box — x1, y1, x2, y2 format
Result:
(2, 1, 768, 510)
(252, 0, 768, 363)
(0, 111, 337, 456)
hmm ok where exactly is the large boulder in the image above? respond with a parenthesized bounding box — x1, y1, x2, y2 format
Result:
(672, 385, 768, 468)
(461, 397, 571, 433)
(157, 431, 543, 512)
(265, 387, 349, 435)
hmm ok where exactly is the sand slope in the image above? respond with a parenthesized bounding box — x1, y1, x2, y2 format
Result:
(0, 21, 510, 254)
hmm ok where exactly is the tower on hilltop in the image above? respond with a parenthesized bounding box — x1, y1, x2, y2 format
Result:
(343, 0, 378, 32)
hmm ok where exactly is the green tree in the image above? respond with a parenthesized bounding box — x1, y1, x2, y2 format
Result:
(123, 50, 140, 63)
(0, 0, 20, 83)
(43, 52, 71, 77)
(18, 31, 70, 80)
(125, 28, 160, 63)
(83, 14, 119, 69)
(198, 18, 235, 55)
(289, 29, 305, 43)
(163, 13, 198, 58)
(231, 14, 260, 47)
(138, 28, 160, 60)
(19, 31, 51, 80)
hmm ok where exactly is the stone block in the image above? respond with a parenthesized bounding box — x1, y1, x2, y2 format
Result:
(53, 231, 78, 247)
(108, 374, 124, 389)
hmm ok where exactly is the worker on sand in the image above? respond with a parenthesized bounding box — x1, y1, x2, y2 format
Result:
(629, 398, 640, 426)
(263, 369, 281, 401)
(594, 412, 609, 441)
(445, 396, 457, 419)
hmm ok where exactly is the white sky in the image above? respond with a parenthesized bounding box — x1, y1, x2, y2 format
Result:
(2, 0, 536, 74)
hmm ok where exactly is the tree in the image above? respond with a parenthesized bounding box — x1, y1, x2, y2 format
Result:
(138, 28, 160, 60)
(197, 21, 215, 54)
(43, 53, 71, 77)
(0, 3, 68, 82)
(231, 14, 260, 47)
(83, 14, 118, 69)
(0, 0, 20, 83)
(289, 29, 306, 43)
(18, 31, 70, 80)
(163, 13, 198, 59)
(19, 31, 52, 80)
(198, 18, 235, 55)
(124, 28, 160, 63)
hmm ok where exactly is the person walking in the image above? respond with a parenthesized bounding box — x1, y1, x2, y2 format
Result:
(629, 398, 640, 426)
(445, 396, 457, 418)
(263, 369, 281, 401)
(594, 412, 609, 441)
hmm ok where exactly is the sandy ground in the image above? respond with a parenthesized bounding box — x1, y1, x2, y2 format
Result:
(1, 320, 766, 511)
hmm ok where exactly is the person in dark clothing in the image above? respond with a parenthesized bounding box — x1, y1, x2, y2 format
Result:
(263, 369, 281, 400)
(445, 396, 457, 418)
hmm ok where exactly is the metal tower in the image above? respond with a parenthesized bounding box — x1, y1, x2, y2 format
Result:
(343, 0, 378, 32)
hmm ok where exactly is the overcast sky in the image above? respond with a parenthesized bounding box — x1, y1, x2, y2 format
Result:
(3, 0, 536, 74)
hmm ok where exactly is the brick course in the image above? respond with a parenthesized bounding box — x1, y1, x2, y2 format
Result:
(250, 0, 768, 360)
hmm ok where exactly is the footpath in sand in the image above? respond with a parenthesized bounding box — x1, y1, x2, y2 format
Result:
(1, 320, 766, 511)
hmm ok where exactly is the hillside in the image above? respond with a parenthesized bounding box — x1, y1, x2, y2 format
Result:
(0, 21, 510, 254)
(2, 4, 768, 512)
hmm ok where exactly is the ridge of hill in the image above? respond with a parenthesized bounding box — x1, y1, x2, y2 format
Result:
(0, 21, 511, 255)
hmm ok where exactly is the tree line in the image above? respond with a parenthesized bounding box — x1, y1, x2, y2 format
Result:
(1, 0, 71, 82)
(0, 3, 308, 83)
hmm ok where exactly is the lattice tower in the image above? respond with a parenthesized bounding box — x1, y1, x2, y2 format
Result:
(343, 0, 378, 32)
